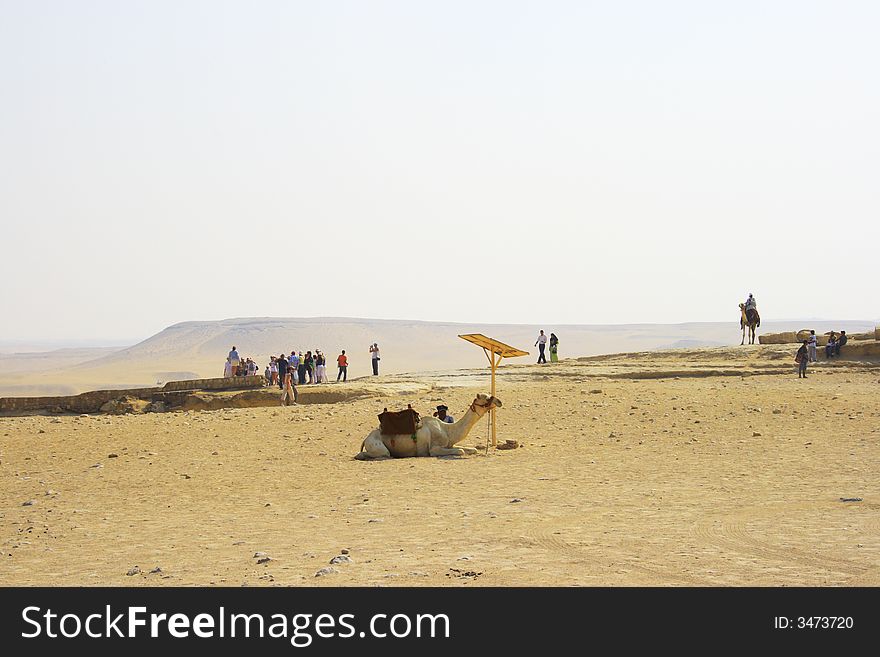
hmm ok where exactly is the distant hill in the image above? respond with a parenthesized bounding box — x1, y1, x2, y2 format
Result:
(0, 317, 875, 396)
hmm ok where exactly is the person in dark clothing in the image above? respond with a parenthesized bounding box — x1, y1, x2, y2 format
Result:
(297, 351, 307, 386)
(305, 351, 315, 384)
(835, 330, 847, 356)
(276, 353, 288, 389)
(796, 341, 809, 378)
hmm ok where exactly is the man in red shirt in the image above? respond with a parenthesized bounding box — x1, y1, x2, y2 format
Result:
(337, 350, 348, 382)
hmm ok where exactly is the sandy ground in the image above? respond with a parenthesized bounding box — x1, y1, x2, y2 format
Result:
(2, 347, 878, 586)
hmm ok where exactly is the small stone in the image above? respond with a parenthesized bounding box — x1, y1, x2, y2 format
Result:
(315, 566, 338, 577)
(340, 549, 350, 555)
(126, 566, 141, 576)
(368, 518, 384, 523)
(108, 453, 119, 458)
(257, 557, 272, 564)
(253, 552, 269, 558)
(330, 555, 352, 565)
(510, 498, 524, 503)
(753, 431, 762, 437)
(149, 567, 162, 574)
(22, 500, 35, 507)
(590, 389, 603, 394)
(772, 409, 782, 415)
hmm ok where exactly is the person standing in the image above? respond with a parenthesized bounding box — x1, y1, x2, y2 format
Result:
(269, 356, 278, 386)
(370, 343, 380, 375)
(289, 351, 300, 384)
(297, 351, 307, 386)
(549, 333, 559, 363)
(305, 351, 315, 384)
(535, 330, 547, 364)
(228, 346, 241, 376)
(337, 350, 348, 382)
(223, 358, 233, 378)
(807, 330, 818, 362)
(796, 340, 809, 378)
(315, 351, 326, 383)
(276, 352, 288, 390)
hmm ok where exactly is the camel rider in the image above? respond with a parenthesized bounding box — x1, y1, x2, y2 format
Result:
(433, 405, 455, 423)
(743, 293, 760, 328)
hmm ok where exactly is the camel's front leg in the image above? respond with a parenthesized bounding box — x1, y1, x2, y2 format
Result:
(355, 429, 391, 460)
(428, 445, 468, 457)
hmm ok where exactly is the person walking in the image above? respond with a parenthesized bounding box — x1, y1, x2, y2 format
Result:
(549, 333, 559, 363)
(796, 340, 809, 378)
(370, 343, 380, 375)
(337, 350, 348, 382)
(535, 330, 547, 364)
(280, 367, 297, 405)
(807, 330, 818, 362)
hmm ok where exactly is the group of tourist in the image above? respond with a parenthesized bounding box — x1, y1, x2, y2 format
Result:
(223, 346, 260, 377)
(267, 350, 340, 387)
(223, 343, 383, 390)
(796, 330, 848, 378)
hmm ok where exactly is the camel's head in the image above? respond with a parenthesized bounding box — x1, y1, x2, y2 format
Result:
(471, 393, 502, 414)
(738, 303, 746, 310)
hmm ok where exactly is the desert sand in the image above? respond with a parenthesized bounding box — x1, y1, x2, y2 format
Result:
(1, 346, 878, 586)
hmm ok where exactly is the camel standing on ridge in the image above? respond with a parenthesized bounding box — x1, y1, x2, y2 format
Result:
(740, 303, 760, 345)
(355, 393, 502, 459)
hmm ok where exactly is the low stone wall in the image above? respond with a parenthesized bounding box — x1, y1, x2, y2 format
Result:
(0, 376, 265, 415)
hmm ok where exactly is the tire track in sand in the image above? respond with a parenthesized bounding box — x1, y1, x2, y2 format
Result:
(692, 503, 869, 577)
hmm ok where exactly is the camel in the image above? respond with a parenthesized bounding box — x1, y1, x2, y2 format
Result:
(355, 393, 502, 459)
(739, 303, 760, 345)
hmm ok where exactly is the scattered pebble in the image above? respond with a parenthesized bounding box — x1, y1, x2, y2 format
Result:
(314, 567, 338, 577)
(126, 566, 141, 576)
(330, 555, 352, 565)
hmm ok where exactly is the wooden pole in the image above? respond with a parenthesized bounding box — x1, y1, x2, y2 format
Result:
(490, 352, 500, 446)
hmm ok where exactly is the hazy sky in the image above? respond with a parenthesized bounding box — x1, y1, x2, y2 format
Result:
(1, 1, 877, 341)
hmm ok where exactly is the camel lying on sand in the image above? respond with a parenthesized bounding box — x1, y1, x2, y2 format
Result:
(355, 393, 502, 459)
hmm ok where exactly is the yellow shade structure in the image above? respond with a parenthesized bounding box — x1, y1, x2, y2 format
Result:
(458, 334, 529, 448)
